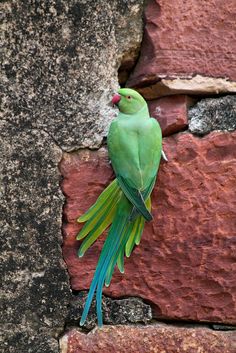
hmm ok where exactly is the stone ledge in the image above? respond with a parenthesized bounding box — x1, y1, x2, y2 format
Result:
(133, 76, 236, 99)
(60, 324, 236, 353)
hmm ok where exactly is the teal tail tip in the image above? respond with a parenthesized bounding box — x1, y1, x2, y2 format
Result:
(79, 318, 85, 326)
(79, 317, 103, 328)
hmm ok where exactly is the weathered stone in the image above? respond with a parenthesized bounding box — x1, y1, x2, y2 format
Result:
(189, 95, 236, 135)
(148, 95, 194, 136)
(61, 131, 236, 325)
(60, 324, 236, 353)
(1, 0, 144, 151)
(1, 329, 59, 353)
(127, 0, 236, 97)
(67, 292, 152, 330)
(0, 121, 71, 353)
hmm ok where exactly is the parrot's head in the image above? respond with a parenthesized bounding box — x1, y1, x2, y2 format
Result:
(112, 88, 146, 114)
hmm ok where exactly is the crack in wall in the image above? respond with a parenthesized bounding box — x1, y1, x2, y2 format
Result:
(62, 290, 236, 334)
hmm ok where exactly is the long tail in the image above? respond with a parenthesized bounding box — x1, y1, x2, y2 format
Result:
(76, 179, 151, 326)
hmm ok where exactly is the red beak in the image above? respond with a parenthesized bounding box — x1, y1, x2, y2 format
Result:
(112, 93, 121, 105)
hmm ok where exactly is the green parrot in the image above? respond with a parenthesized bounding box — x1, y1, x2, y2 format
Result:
(77, 88, 162, 326)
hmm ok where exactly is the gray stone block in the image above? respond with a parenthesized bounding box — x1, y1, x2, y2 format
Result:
(1, 0, 144, 151)
(188, 95, 236, 135)
(0, 122, 71, 352)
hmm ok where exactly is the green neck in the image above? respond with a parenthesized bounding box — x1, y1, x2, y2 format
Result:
(118, 104, 150, 119)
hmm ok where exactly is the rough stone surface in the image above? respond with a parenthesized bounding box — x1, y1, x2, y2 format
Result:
(135, 76, 236, 100)
(0, 121, 71, 352)
(1, 1, 145, 351)
(189, 95, 236, 135)
(127, 0, 236, 97)
(61, 131, 236, 325)
(1, 0, 144, 151)
(1, 330, 59, 353)
(60, 324, 236, 353)
(67, 292, 152, 330)
(148, 95, 194, 136)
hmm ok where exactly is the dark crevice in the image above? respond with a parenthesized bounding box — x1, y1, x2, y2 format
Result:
(57, 168, 74, 347)
(118, 46, 142, 88)
(118, 8, 145, 88)
(64, 291, 152, 333)
(40, 129, 64, 152)
(149, 317, 236, 331)
(61, 290, 236, 335)
(132, 295, 236, 332)
(118, 57, 138, 87)
(188, 92, 236, 100)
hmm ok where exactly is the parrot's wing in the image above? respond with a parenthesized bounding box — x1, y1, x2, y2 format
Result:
(129, 175, 156, 221)
(117, 175, 153, 221)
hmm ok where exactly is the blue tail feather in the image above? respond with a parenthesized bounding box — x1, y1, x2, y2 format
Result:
(96, 216, 129, 326)
(80, 197, 131, 326)
(79, 230, 114, 325)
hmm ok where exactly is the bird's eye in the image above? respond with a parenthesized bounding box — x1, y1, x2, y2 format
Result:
(127, 96, 132, 100)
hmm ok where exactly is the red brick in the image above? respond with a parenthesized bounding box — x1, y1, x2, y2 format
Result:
(60, 132, 236, 324)
(148, 95, 194, 136)
(128, 0, 236, 88)
(61, 325, 236, 353)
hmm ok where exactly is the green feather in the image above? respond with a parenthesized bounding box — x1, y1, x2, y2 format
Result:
(117, 176, 152, 221)
(125, 217, 140, 257)
(77, 179, 118, 223)
(125, 196, 151, 256)
(134, 217, 145, 246)
(129, 176, 156, 221)
(135, 197, 151, 246)
(76, 181, 121, 240)
(117, 247, 125, 273)
(78, 205, 116, 257)
(104, 219, 132, 287)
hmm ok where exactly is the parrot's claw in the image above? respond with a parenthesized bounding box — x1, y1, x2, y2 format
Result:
(161, 150, 168, 162)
